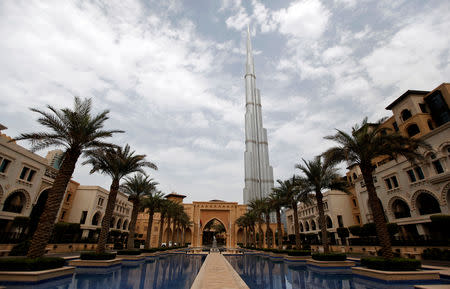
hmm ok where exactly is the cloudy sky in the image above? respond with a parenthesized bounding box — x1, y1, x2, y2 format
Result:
(1, 0, 449, 203)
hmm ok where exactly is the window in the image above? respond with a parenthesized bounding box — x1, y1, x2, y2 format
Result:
(352, 199, 357, 207)
(61, 210, 66, 220)
(353, 173, 357, 179)
(432, 160, 444, 174)
(419, 103, 428, 113)
(356, 215, 361, 224)
(27, 170, 36, 182)
(427, 120, 434, 130)
(0, 158, 11, 173)
(393, 122, 399, 132)
(337, 215, 344, 228)
(401, 109, 412, 121)
(414, 167, 425, 180)
(360, 181, 365, 188)
(406, 170, 416, 182)
(66, 194, 71, 202)
(385, 178, 392, 190)
(407, 124, 420, 137)
(425, 90, 450, 126)
(80, 211, 88, 224)
(97, 197, 104, 206)
(391, 176, 399, 187)
(19, 167, 29, 179)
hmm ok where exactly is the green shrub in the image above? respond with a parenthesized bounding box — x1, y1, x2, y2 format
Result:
(337, 227, 349, 239)
(430, 214, 450, 226)
(270, 249, 288, 254)
(361, 257, 421, 271)
(422, 248, 450, 261)
(361, 223, 377, 237)
(287, 250, 311, 256)
(117, 249, 141, 255)
(9, 240, 31, 256)
(312, 253, 346, 261)
(80, 252, 116, 260)
(387, 223, 400, 236)
(348, 225, 362, 236)
(0, 257, 65, 271)
(141, 248, 160, 253)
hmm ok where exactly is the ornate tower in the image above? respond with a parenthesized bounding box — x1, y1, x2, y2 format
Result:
(243, 26, 274, 205)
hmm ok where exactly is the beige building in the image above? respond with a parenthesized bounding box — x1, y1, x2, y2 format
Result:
(135, 193, 280, 248)
(285, 190, 359, 242)
(67, 186, 133, 238)
(0, 125, 57, 232)
(353, 83, 450, 237)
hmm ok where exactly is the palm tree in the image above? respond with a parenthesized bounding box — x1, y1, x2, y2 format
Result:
(178, 212, 192, 246)
(260, 198, 273, 248)
(235, 215, 247, 247)
(121, 174, 159, 249)
(83, 144, 157, 253)
(324, 117, 430, 259)
(169, 203, 184, 246)
(249, 199, 266, 248)
(142, 190, 164, 249)
(275, 176, 309, 249)
(245, 211, 257, 247)
(296, 156, 348, 253)
(14, 97, 122, 258)
(268, 191, 286, 249)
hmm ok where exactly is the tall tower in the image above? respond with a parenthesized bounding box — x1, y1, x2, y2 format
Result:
(243, 26, 274, 205)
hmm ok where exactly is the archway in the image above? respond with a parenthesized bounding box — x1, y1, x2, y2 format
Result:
(92, 212, 101, 226)
(184, 228, 192, 245)
(237, 228, 244, 244)
(311, 220, 316, 231)
(2, 191, 27, 213)
(416, 193, 441, 215)
(326, 216, 333, 228)
(202, 218, 226, 247)
(116, 218, 122, 230)
(122, 219, 128, 230)
(305, 222, 310, 231)
(391, 199, 411, 218)
(110, 217, 116, 228)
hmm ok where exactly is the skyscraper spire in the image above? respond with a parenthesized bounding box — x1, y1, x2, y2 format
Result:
(243, 26, 274, 205)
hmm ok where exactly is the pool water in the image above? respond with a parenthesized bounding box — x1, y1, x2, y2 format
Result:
(225, 254, 449, 289)
(2, 253, 205, 289)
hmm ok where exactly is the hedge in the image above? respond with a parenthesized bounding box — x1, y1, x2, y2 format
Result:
(312, 253, 346, 261)
(287, 250, 311, 256)
(0, 257, 65, 271)
(422, 248, 450, 261)
(361, 257, 421, 271)
(9, 240, 31, 256)
(117, 249, 141, 255)
(80, 252, 116, 260)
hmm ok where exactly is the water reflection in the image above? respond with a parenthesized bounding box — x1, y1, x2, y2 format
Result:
(2, 254, 204, 289)
(226, 254, 441, 289)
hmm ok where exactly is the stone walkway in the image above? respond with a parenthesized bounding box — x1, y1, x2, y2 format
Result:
(190, 252, 249, 289)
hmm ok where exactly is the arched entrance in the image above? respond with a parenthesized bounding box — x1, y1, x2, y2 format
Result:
(202, 218, 226, 247)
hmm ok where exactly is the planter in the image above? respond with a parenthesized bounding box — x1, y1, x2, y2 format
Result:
(118, 255, 145, 261)
(352, 267, 440, 281)
(269, 253, 285, 261)
(307, 259, 355, 268)
(284, 255, 311, 262)
(68, 258, 122, 267)
(0, 266, 74, 283)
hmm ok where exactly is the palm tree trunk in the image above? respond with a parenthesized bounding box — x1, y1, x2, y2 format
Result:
(362, 167, 394, 259)
(158, 212, 165, 247)
(316, 191, 329, 253)
(276, 208, 283, 249)
(97, 178, 120, 253)
(127, 200, 140, 249)
(258, 220, 263, 248)
(145, 209, 155, 249)
(243, 227, 247, 247)
(166, 217, 171, 246)
(292, 201, 301, 250)
(252, 225, 256, 246)
(27, 150, 80, 258)
(265, 214, 271, 248)
(170, 220, 175, 246)
(181, 227, 185, 246)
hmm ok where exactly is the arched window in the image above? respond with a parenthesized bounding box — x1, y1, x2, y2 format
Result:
(416, 193, 441, 215)
(401, 109, 412, 121)
(326, 216, 333, 228)
(123, 220, 128, 230)
(407, 124, 420, 137)
(2, 191, 26, 213)
(92, 212, 101, 226)
(305, 222, 310, 231)
(391, 199, 411, 219)
(427, 120, 434, 130)
(311, 220, 316, 230)
(110, 217, 115, 228)
(116, 219, 122, 229)
(300, 223, 304, 232)
(353, 173, 357, 180)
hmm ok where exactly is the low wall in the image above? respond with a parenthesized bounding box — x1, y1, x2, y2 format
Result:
(0, 243, 114, 254)
(309, 244, 450, 259)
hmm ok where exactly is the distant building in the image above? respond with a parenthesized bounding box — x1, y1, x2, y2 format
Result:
(45, 149, 64, 169)
(285, 190, 359, 242)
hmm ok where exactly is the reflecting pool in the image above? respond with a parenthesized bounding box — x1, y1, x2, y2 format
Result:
(2, 253, 205, 289)
(226, 254, 449, 289)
